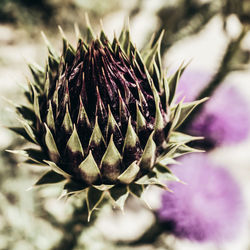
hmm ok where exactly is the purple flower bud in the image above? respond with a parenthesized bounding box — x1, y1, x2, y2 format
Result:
(157, 154, 246, 243)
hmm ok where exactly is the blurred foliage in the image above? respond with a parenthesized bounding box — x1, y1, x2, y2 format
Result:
(0, 0, 55, 24)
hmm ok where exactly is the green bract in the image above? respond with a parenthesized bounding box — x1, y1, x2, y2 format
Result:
(8, 21, 206, 219)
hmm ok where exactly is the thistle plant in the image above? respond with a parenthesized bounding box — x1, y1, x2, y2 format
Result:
(8, 20, 206, 218)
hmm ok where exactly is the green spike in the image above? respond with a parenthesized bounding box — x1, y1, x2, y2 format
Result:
(156, 155, 178, 166)
(163, 78, 170, 110)
(174, 97, 209, 129)
(100, 24, 110, 45)
(135, 82, 147, 113)
(34, 170, 65, 186)
(151, 83, 164, 131)
(169, 102, 182, 134)
(118, 161, 140, 184)
(77, 96, 91, 127)
(64, 46, 76, 64)
(136, 103, 146, 134)
(107, 106, 117, 129)
(106, 105, 120, 138)
(159, 143, 180, 159)
(58, 25, 68, 57)
(29, 83, 41, 122)
(154, 103, 164, 131)
(6, 148, 47, 164)
(119, 24, 130, 55)
(128, 183, 144, 198)
(168, 63, 188, 104)
(139, 132, 156, 170)
(44, 71, 50, 98)
(52, 87, 59, 113)
(17, 118, 38, 144)
(48, 54, 59, 73)
(141, 32, 156, 56)
(46, 101, 55, 132)
(93, 184, 114, 191)
(169, 132, 203, 144)
(122, 117, 138, 153)
(79, 151, 100, 184)
(144, 30, 164, 74)
(8, 126, 35, 144)
(118, 90, 129, 122)
(74, 23, 80, 39)
(28, 62, 44, 88)
(173, 144, 204, 159)
(44, 123, 60, 162)
(85, 13, 95, 43)
(41, 31, 58, 58)
(86, 187, 105, 222)
(16, 105, 36, 124)
(88, 117, 105, 148)
(109, 185, 129, 211)
(153, 164, 181, 183)
(101, 134, 122, 182)
(66, 125, 84, 157)
(62, 104, 73, 134)
(44, 160, 71, 178)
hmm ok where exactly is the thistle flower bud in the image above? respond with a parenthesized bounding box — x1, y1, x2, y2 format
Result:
(8, 22, 205, 216)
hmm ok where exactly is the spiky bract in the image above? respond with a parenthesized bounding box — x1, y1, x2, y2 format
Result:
(9, 22, 206, 217)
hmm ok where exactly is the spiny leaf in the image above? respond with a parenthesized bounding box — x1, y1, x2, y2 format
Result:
(46, 101, 55, 132)
(144, 31, 164, 74)
(44, 123, 60, 162)
(34, 170, 65, 186)
(169, 132, 203, 144)
(118, 161, 140, 184)
(8, 126, 35, 143)
(139, 132, 156, 170)
(6, 148, 47, 164)
(44, 160, 71, 178)
(136, 103, 146, 134)
(66, 125, 84, 157)
(93, 184, 114, 191)
(62, 104, 73, 134)
(174, 97, 209, 129)
(17, 118, 38, 144)
(85, 13, 95, 43)
(101, 135, 121, 182)
(128, 183, 144, 198)
(109, 185, 129, 211)
(79, 151, 100, 184)
(168, 63, 187, 104)
(123, 117, 139, 152)
(88, 117, 105, 148)
(86, 186, 105, 221)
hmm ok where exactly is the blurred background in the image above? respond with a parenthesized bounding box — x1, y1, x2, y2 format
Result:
(0, 0, 250, 249)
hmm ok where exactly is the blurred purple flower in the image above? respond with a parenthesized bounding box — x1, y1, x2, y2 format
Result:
(157, 154, 246, 243)
(177, 70, 250, 147)
(176, 71, 212, 102)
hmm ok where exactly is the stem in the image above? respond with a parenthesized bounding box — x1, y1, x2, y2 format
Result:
(51, 198, 107, 250)
(180, 29, 246, 130)
(117, 216, 163, 247)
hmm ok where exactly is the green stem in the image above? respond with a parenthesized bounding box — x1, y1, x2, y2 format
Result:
(51, 198, 107, 250)
(117, 217, 163, 247)
(180, 29, 246, 130)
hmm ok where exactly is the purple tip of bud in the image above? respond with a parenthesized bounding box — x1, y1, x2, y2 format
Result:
(157, 154, 246, 243)
(177, 70, 250, 146)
